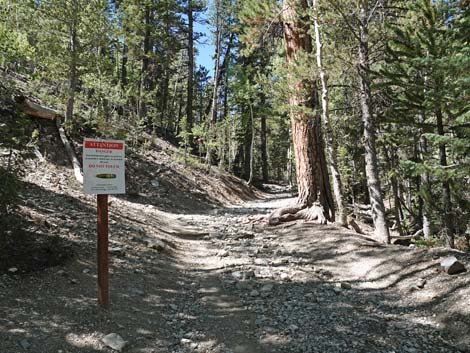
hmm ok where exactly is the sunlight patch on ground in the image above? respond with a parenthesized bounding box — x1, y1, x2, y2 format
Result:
(349, 257, 384, 279)
(65, 332, 103, 350)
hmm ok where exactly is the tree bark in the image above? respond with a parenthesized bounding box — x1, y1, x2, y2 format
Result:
(287, 136, 293, 186)
(138, 5, 151, 121)
(436, 107, 454, 248)
(65, 7, 78, 124)
(243, 105, 252, 181)
(158, 3, 172, 131)
(121, 42, 128, 89)
(260, 112, 268, 183)
(357, 0, 390, 243)
(418, 113, 432, 239)
(282, 0, 334, 220)
(16, 96, 57, 120)
(210, 28, 221, 124)
(186, 0, 194, 140)
(313, 0, 347, 226)
(205, 11, 222, 167)
(247, 104, 255, 185)
(384, 146, 404, 237)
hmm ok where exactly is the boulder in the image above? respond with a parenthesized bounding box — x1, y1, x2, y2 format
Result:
(440, 256, 466, 275)
(102, 333, 127, 352)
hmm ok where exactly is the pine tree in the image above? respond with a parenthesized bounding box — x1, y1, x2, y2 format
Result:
(281, 0, 334, 219)
(382, 0, 470, 248)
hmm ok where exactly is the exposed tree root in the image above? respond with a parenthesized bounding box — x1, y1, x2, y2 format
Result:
(297, 205, 327, 224)
(268, 203, 326, 226)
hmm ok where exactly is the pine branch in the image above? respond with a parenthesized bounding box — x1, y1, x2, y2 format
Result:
(325, 0, 361, 42)
(366, 0, 385, 25)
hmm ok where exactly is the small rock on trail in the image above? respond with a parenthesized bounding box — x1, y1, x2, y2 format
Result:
(101, 333, 127, 352)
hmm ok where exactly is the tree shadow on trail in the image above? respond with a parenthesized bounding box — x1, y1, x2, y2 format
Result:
(0, 181, 93, 273)
(2, 184, 469, 353)
(173, 263, 464, 353)
(254, 222, 470, 352)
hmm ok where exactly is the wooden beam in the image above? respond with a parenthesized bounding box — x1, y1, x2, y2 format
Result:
(56, 117, 83, 184)
(15, 95, 58, 120)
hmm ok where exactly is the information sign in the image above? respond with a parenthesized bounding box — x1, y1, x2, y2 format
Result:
(83, 139, 125, 194)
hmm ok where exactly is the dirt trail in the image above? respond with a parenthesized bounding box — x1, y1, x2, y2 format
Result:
(1, 188, 470, 353)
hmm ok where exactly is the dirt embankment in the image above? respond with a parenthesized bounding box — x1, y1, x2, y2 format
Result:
(1, 116, 261, 273)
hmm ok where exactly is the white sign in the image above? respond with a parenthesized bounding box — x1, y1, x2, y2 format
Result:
(83, 139, 125, 194)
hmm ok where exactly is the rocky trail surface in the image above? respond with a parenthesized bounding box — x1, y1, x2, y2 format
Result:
(1, 184, 470, 353)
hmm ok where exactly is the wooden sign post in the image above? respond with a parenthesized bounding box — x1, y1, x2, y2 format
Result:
(97, 194, 109, 307)
(83, 139, 125, 309)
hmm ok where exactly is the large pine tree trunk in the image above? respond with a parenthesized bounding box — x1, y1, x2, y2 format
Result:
(281, 0, 334, 220)
(357, 1, 390, 244)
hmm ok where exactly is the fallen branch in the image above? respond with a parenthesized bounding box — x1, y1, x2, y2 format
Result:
(390, 229, 424, 246)
(56, 117, 83, 184)
(390, 231, 424, 241)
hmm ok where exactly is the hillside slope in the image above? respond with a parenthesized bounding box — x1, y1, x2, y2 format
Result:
(0, 102, 262, 273)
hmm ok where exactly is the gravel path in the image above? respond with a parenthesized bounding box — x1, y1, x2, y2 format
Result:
(1, 190, 469, 353)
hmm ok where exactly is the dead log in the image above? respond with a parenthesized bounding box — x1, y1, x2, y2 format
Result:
(389, 230, 425, 246)
(14, 95, 83, 184)
(15, 96, 58, 120)
(56, 117, 83, 184)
